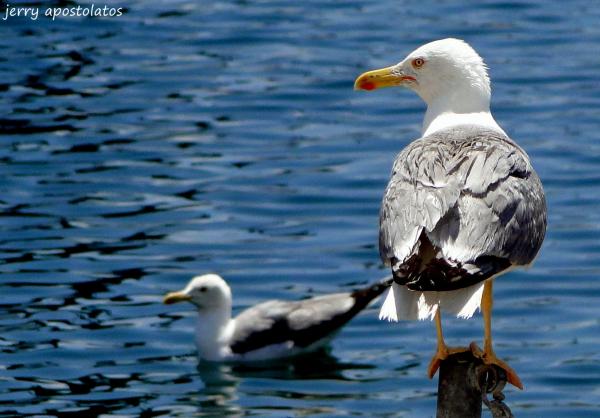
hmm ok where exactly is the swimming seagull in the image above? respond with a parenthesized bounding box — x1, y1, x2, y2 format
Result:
(354, 38, 546, 389)
(163, 274, 390, 362)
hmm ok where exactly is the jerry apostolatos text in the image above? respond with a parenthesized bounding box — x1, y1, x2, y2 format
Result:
(2, 4, 124, 21)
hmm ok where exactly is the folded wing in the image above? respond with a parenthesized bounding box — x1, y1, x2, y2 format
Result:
(379, 126, 546, 292)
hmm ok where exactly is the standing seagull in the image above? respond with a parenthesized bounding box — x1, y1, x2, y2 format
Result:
(163, 274, 390, 362)
(354, 38, 546, 389)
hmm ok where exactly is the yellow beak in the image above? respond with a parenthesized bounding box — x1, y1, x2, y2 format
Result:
(163, 291, 192, 304)
(354, 65, 414, 91)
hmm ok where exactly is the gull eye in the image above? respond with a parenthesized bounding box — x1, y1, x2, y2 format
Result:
(199, 286, 207, 293)
(412, 58, 425, 68)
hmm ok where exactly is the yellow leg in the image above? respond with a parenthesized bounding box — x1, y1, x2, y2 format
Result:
(483, 279, 494, 353)
(427, 309, 470, 379)
(472, 280, 524, 390)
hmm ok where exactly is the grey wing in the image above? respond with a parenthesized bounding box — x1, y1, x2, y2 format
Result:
(380, 127, 547, 290)
(379, 138, 462, 266)
(438, 165, 546, 266)
(230, 293, 356, 355)
(229, 300, 293, 353)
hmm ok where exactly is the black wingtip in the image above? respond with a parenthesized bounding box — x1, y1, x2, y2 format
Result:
(352, 275, 393, 303)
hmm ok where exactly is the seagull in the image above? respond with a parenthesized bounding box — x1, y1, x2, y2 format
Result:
(354, 38, 546, 389)
(163, 274, 390, 362)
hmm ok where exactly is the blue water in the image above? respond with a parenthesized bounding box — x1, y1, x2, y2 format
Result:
(1, 0, 600, 416)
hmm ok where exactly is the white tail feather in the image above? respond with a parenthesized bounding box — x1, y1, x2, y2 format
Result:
(417, 292, 439, 320)
(379, 281, 486, 321)
(455, 283, 485, 318)
(379, 286, 398, 321)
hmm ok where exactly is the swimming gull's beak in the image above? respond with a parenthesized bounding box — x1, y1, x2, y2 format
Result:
(163, 291, 192, 304)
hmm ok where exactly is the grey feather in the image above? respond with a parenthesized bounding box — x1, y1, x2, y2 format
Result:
(229, 281, 389, 354)
(380, 125, 546, 288)
(233, 293, 354, 340)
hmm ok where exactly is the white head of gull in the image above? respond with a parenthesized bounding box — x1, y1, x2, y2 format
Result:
(164, 273, 390, 362)
(164, 274, 234, 361)
(354, 38, 505, 137)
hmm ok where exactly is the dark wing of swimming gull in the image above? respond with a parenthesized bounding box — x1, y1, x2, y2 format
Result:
(229, 281, 389, 355)
(379, 125, 546, 291)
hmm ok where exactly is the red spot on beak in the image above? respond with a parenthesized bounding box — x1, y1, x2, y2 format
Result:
(360, 81, 376, 91)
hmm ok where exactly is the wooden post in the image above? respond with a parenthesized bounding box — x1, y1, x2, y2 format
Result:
(436, 348, 512, 418)
(436, 351, 483, 418)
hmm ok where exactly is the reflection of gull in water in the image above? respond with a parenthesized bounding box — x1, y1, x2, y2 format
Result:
(197, 351, 375, 385)
(194, 352, 379, 417)
(195, 363, 242, 417)
(163, 273, 390, 362)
